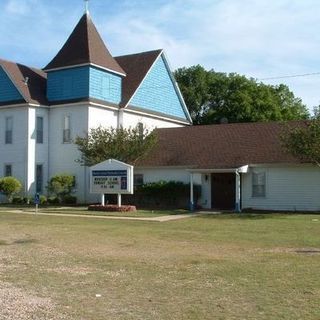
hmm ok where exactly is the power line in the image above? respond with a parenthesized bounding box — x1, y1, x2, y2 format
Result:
(258, 72, 320, 81)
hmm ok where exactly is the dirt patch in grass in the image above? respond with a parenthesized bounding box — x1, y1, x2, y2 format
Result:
(0, 281, 66, 320)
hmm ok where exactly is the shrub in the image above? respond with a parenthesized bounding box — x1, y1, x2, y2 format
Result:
(12, 196, 24, 204)
(63, 195, 77, 204)
(39, 195, 47, 205)
(124, 181, 201, 209)
(0, 177, 22, 203)
(88, 205, 136, 212)
(47, 196, 60, 205)
(47, 174, 75, 202)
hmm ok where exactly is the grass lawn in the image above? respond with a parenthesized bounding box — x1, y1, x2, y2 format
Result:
(0, 211, 319, 319)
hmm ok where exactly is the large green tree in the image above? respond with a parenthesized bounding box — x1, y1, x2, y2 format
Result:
(174, 65, 309, 124)
(75, 126, 156, 166)
(281, 107, 320, 167)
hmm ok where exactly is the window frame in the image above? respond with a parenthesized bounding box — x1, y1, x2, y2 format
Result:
(252, 171, 266, 198)
(35, 164, 43, 194)
(36, 116, 44, 144)
(63, 115, 71, 143)
(4, 164, 12, 177)
(5, 116, 13, 144)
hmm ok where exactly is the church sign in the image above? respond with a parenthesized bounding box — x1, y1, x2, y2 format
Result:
(90, 159, 134, 195)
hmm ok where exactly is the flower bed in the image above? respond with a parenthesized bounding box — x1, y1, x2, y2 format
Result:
(88, 204, 137, 212)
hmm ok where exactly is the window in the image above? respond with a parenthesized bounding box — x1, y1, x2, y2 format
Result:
(5, 117, 13, 144)
(36, 116, 43, 144)
(63, 116, 71, 143)
(4, 164, 12, 177)
(134, 174, 144, 187)
(36, 164, 43, 193)
(252, 172, 266, 197)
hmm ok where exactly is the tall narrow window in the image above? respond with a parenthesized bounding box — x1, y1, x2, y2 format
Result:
(137, 122, 144, 138)
(36, 164, 43, 193)
(36, 116, 43, 144)
(5, 117, 13, 144)
(63, 116, 71, 143)
(4, 164, 12, 177)
(252, 172, 266, 197)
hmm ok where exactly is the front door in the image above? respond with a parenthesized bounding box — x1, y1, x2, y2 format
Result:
(211, 173, 235, 210)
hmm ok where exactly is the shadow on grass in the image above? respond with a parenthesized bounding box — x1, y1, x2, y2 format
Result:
(12, 238, 38, 245)
(199, 212, 274, 220)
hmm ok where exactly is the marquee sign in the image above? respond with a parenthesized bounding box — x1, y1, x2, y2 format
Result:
(90, 159, 133, 195)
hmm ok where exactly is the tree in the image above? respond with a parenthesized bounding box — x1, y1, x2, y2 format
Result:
(281, 107, 320, 167)
(0, 177, 22, 203)
(75, 126, 157, 166)
(47, 174, 75, 202)
(174, 66, 309, 124)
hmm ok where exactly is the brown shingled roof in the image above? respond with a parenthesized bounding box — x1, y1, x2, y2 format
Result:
(115, 49, 162, 107)
(0, 58, 47, 105)
(137, 122, 302, 169)
(44, 13, 125, 76)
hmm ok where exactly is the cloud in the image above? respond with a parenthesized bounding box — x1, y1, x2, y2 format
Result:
(1, 0, 320, 109)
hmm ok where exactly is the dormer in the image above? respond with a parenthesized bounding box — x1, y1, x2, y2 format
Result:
(44, 13, 126, 105)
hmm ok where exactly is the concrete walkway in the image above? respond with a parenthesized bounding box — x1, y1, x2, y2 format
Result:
(2, 209, 198, 222)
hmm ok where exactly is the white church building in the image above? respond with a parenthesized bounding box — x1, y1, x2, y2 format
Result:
(1, 9, 320, 212)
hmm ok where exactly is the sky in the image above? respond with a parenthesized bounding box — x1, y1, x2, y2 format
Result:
(1, 0, 320, 112)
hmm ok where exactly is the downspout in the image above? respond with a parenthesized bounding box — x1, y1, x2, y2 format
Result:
(235, 170, 241, 213)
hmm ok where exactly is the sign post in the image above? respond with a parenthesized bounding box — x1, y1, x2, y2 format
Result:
(34, 193, 40, 214)
(90, 159, 134, 207)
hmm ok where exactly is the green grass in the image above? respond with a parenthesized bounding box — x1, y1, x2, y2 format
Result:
(0, 211, 319, 319)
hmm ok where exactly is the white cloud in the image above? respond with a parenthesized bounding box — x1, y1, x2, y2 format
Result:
(1, 0, 320, 109)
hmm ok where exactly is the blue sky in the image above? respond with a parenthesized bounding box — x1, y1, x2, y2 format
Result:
(1, 0, 320, 111)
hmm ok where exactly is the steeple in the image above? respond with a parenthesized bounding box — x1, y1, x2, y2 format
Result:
(44, 13, 125, 76)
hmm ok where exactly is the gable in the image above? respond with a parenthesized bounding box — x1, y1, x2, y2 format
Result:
(129, 55, 190, 121)
(0, 66, 24, 103)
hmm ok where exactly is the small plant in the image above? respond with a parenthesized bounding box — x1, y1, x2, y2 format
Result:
(47, 196, 60, 205)
(88, 205, 136, 212)
(63, 195, 77, 204)
(0, 177, 22, 203)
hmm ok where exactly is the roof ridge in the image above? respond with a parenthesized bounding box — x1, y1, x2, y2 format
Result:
(115, 49, 163, 59)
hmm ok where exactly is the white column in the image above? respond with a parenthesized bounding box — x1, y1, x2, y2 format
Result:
(117, 194, 122, 207)
(190, 173, 194, 211)
(235, 171, 241, 213)
(101, 194, 105, 206)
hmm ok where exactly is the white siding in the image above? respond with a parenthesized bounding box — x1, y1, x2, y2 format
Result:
(122, 111, 185, 130)
(242, 165, 320, 211)
(0, 106, 28, 194)
(48, 105, 89, 202)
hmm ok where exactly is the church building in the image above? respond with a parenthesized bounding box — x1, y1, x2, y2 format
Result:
(0, 11, 191, 203)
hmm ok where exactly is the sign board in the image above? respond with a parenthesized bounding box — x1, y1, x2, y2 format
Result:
(90, 159, 134, 195)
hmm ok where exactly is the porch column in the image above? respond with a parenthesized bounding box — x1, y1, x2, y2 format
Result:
(190, 173, 194, 211)
(235, 171, 241, 213)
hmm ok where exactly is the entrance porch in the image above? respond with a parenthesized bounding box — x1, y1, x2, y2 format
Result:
(189, 166, 248, 212)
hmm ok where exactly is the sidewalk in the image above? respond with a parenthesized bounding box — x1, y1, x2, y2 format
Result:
(2, 209, 198, 222)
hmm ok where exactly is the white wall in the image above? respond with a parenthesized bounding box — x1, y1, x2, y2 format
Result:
(0, 106, 28, 194)
(242, 165, 320, 211)
(48, 105, 89, 202)
(122, 110, 185, 130)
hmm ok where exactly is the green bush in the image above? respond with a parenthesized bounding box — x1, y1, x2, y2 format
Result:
(12, 196, 24, 204)
(124, 181, 201, 209)
(39, 195, 47, 205)
(0, 177, 22, 203)
(47, 196, 60, 205)
(47, 174, 75, 202)
(62, 195, 77, 204)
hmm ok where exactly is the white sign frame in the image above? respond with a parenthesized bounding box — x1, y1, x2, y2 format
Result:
(90, 159, 134, 195)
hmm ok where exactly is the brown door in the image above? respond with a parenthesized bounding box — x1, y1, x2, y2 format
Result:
(211, 173, 235, 210)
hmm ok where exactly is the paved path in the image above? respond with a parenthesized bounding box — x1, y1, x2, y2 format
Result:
(2, 209, 198, 222)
